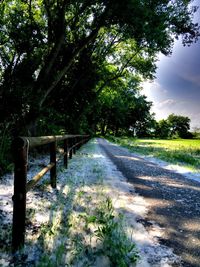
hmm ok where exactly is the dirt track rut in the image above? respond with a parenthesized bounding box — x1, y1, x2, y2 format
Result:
(98, 138, 200, 267)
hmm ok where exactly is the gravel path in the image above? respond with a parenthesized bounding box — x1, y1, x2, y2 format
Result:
(98, 138, 200, 267)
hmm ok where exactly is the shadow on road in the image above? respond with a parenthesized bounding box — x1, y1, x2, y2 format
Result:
(99, 139, 200, 267)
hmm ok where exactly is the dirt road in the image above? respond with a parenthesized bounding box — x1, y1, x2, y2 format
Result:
(98, 138, 200, 267)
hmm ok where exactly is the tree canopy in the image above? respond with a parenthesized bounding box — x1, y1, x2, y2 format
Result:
(0, 0, 199, 132)
(0, 0, 199, 173)
(154, 114, 192, 139)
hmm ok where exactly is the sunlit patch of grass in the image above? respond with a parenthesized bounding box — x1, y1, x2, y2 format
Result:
(107, 136, 200, 172)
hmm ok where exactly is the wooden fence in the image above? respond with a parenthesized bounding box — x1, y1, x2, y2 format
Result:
(12, 134, 90, 252)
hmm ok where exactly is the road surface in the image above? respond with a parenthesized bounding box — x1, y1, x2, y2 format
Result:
(98, 138, 200, 267)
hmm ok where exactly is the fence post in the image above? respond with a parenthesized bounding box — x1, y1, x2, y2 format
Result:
(50, 142, 56, 188)
(73, 137, 76, 154)
(78, 136, 82, 149)
(81, 136, 84, 147)
(12, 137, 28, 252)
(69, 139, 73, 159)
(64, 139, 68, 167)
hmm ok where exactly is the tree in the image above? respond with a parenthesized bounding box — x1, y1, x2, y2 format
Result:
(192, 127, 200, 139)
(0, 0, 199, 174)
(0, 0, 199, 135)
(155, 119, 171, 139)
(94, 74, 154, 136)
(167, 114, 191, 138)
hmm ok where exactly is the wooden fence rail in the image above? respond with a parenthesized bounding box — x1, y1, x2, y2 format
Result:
(12, 134, 90, 252)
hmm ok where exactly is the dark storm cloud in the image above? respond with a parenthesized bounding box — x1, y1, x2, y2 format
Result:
(142, 2, 200, 128)
(156, 39, 200, 102)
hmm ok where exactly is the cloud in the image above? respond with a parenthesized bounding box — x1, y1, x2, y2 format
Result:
(157, 99, 177, 108)
(169, 41, 200, 88)
(180, 73, 200, 87)
(190, 112, 200, 129)
(143, 36, 200, 128)
(141, 81, 167, 99)
(172, 59, 200, 87)
(151, 101, 200, 129)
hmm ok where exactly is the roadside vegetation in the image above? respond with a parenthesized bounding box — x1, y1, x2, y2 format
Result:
(107, 137, 200, 172)
(0, 0, 199, 176)
(0, 140, 140, 267)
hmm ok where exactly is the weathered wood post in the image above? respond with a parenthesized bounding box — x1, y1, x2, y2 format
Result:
(69, 139, 73, 159)
(12, 137, 29, 252)
(64, 139, 68, 167)
(78, 136, 82, 149)
(86, 136, 88, 143)
(83, 136, 86, 145)
(73, 137, 76, 154)
(82, 136, 84, 146)
(76, 136, 80, 149)
(50, 141, 56, 188)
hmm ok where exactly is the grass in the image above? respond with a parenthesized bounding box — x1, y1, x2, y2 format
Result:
(15, 139, 139, 267)
(94, 197, 139, 266)
(107, 136, 200, 172)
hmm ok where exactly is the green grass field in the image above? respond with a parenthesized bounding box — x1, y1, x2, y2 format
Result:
(107, 137, 200, 172)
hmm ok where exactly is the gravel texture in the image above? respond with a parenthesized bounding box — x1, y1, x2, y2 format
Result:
(98, 138, 200, 267)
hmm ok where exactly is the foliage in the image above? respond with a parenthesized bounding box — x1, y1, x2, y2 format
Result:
(95, 75, 155, 136)
(155, 119, 171, 139)
(0, 0, 199, 174)
(154, 114, 192, 139)
(192, 127, 200, 139)
(0, 123, 12, 175)
(31, 139, 139, 267)
(0, 0, 199, 132)
(94, 197, 139, 266)
(167, 114, 191, 138)
(37, 108, 67, 135)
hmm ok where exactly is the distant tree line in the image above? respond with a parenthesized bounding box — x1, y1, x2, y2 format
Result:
(153, 114, 193, 139)
(0, 0, 199, 174)
(97, 102, 195, 139)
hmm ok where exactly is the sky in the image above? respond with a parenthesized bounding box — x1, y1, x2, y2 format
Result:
(142, 1, 200, 130)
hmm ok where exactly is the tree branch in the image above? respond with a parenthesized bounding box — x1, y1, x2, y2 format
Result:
(36, 0, 69, 89)
(39, 28, 100, 107)
(96, 49, 140, 96)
